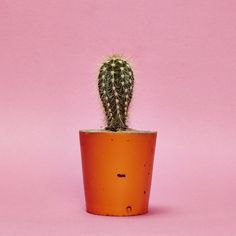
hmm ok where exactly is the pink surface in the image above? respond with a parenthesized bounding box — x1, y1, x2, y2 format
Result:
(0, 0, 236, 235)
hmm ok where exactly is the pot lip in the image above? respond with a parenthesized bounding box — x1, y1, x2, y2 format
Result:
(79, 129, 157, 134)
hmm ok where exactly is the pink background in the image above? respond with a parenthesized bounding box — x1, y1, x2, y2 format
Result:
(0, 0, 236, 235)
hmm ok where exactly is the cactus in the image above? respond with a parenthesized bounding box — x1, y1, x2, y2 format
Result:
(98, 55, 134, 131)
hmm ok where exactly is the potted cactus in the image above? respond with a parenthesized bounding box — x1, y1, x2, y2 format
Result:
(79, 55, 157, 216)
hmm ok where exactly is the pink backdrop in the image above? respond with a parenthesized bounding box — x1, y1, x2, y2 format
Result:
(0, 0, 236, 235)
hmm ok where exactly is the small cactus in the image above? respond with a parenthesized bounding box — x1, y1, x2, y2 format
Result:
(98, 55, 134, 131)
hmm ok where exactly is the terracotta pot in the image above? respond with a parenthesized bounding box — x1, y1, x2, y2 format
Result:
(79, 129, 157, 216)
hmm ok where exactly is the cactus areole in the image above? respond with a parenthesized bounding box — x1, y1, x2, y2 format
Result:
(98, 55, 134, 131)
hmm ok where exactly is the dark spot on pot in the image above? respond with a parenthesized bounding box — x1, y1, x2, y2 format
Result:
(148, 172, 150, 176)
(111, 138, 114, 141)
(144, 164, 146, 167)
(126, 139, 130, 142)
(126, 206, 132, 212)
(144, 191, 146, 194)
(117, 174, 126, 178)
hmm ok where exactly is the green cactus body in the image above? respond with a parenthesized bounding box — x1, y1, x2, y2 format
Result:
(98, 55, 134, 131)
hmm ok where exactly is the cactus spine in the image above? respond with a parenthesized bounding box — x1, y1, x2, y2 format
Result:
(98, 55, 134, 131)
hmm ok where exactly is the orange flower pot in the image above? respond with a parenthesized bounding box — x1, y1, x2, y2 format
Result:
(79, 129, 157, 216)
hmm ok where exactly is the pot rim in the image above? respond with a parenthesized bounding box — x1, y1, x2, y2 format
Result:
(79, 129, 157, 134)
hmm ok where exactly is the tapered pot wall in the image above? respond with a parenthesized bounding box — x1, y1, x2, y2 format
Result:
(79, 130, 157, 216)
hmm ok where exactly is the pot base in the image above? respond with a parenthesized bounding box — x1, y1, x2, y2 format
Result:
(86, 209, 148, 217)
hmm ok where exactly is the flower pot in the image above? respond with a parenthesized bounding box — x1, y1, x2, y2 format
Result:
(79, 129, 157, 216)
